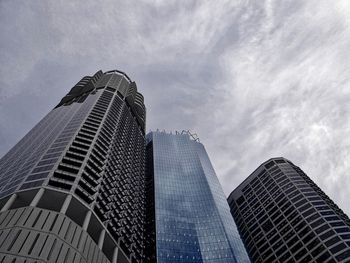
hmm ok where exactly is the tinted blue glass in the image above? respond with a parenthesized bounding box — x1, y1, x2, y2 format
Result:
(149, 131, 250, 263)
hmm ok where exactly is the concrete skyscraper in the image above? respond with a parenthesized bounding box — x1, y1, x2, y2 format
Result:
(0, 70, 146, 263)
(228, 157, 350, 263)
(145, 131, 250, 263)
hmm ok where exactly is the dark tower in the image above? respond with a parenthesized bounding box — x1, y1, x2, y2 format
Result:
(146, 131, 250, 263)
(228, 157, 350, 263)
(0, 70, 146, 263)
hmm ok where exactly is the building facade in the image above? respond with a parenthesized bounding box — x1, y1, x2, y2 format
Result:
(228, 157, 350, 263)
(0, 70, 146, 263)
(146, 131, 250, 263)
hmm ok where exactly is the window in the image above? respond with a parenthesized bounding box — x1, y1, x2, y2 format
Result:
(298, 203, 312, 212)
(330, 222, 345, 227)
(325, 216, 340, 221)
(310, 219, 325, 228)
(298, 226, 311, 238)
(330, 243, 346, 254)
(315, 224, 329, 234)
(295, 199, 307, 207)
(291, 242, 303, 253)
(306, 238, 320, 251)
(279, 251, 291, 261)
(291, 194, 303, 203)
(32, 164, 54, 173)
(302, 232, 315, 244)
(320, 211, 335, 216)
(336, 250, 350, 261)
(319, 230, 335, 241)
(265, 161, 275, 169)
(335, 227, 350, 234)
(325, 236, 340, 246)
(283, 230, 295, 241)
(262, 220, 273, 233)
(306, 213, 319, 223)
(311, 244, 325, 257)
(276, 245, 287, 256)
(316, 251, 330, 263)
(295, 248, 307, 260)
(269, 234, 280, 245)
(272, 239, 284, 251)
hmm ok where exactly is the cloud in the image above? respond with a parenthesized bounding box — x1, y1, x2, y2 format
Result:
(197, 0, 350, 215)
(1, 0, 350, 216)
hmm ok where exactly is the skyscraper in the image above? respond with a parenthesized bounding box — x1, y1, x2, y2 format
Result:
(0, 70, 146, 263)
(145, 131, 250, 263)
(228, 157, 350, 263)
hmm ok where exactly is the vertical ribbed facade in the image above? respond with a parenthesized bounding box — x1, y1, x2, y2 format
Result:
(0, 70, 146, 263)
(146, 131, 250, 263)
(228, 157, 350, 263)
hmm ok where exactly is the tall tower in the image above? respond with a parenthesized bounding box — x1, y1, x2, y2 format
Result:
(0, 70, 146, 263)
(228, 157, 350, 263)
(145, 131, 250, 263)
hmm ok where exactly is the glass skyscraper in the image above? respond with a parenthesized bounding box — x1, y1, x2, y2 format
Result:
(228, 157, 350, 263)
(146, 131, 250, 263)
(0, 70, 146, 263)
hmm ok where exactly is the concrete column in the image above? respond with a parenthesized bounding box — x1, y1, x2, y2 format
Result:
(112, 246, 119, 263)
(60, 195, 72, 214)
(30, 188, 45, 207)
(98, 229, 106, 249)
(0, 194, 17, 212)
(82, 210, 92, 231)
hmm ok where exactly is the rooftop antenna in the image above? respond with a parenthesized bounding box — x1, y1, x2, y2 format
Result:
(180, 130, 200, 142)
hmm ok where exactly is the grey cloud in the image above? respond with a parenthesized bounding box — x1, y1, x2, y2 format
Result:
(199, 0, 350, 216)
(1, 0, 350, 216)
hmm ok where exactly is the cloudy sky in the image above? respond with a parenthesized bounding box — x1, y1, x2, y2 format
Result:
(1, 1, 350, 215)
